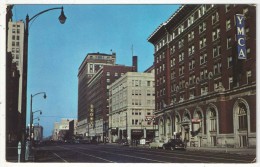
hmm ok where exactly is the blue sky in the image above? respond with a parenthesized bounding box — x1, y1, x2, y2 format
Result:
(12, 4, 180, 137)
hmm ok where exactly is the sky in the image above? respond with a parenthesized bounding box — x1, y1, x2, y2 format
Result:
(10, 4, 180, 137)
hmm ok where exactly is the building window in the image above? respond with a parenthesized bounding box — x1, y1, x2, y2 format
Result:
(247, 71, 252, 84)
(198, 5, 206, 18)
(200, 69, 208, 80)
(200, 37, 206, 49)
(212, 28, 220, 41)
(16, 42, 19, 46)
(179, 65, 184, 76)
(189, 59, 195, 70)
(115, 72, 118, 77)
(188, 45, 195, 56)
(17, 29, 20, 34)
(226, 19, 231, 31)
(228, 56, 233, 68)
(238, 104, 247, 130)
(199, 22, 206, 33)
(106, 72, 110, 76)
(214, 63, 222, 74)
(245, 27, 250, 38)
(179, 52, 184, 62)
(200, 53, 207, 65)
(227, 37, 232, 49)
(188, 15, 194, 26)
(178, 24, 184, 34)
(225, 4, 231, 13)
(201, 85, 208, 95)
(170, 45, 175, 54)
(214, 81, 222, 91)
(212, 11, 219, 24)
(213, 45, 221, 57)
(170, 58, 175, 67)
(189, 75, 195, 85)
(107, 79, 110, 83)
(209, 109, 217, 131)
(188, 31, 194, 41)
(179, 39, 184, 48)
(247, 48, 251, 58)
(229, 77, 233, 89)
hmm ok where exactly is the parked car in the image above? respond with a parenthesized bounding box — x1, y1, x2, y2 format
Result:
(162, 139, 185, 150)
(119, 139, 129, 146)
(149, 139, 164, 149)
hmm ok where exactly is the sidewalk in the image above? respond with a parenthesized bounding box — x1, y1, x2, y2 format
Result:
(186, 146, 256, 155)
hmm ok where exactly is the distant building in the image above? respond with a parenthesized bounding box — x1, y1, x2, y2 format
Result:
(108, 69, 155, 142)
(148, 5, 256, 148)
(87, 65, 134, 142)
(77, 52, 116, 137)
(7, 20, 25, 116)
(52, 118, 76, 141)
(6, 52, 19, 144)
(33, 125, 43, 142)
(6, 5, 20, 146)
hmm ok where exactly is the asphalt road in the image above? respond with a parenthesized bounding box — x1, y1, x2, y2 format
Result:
(34, 143, 255, 163)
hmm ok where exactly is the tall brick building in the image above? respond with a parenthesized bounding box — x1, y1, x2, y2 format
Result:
(77, 52, 116, 136)
(77, 52, 136, 140)
(148, 5, 256, 148)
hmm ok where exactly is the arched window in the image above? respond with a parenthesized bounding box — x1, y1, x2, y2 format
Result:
(209, 109, 217, 132)
(193, 110, 203, 133)
(159, 119, 164, 136)
(238, 103, 247, 130)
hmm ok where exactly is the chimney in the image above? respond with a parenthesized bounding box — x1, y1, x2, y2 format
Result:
(132, 56, 138, 72)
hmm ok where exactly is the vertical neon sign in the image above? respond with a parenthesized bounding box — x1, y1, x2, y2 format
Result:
(236, 14, 246, 59)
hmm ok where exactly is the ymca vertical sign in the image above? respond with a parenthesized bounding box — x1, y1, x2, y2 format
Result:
(236, 14, 247, 59)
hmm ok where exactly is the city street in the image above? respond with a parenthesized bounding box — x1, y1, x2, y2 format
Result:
(34, 143, 255, 163)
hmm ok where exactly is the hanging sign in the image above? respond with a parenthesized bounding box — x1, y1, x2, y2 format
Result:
(236, 14, 247, 59)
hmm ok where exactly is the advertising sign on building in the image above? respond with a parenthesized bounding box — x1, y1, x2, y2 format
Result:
(89, 104, 94, 128)
(236, 14, 246, 59)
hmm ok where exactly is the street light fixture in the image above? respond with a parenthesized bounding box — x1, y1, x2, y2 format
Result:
(30, 92, 46, 145)
(33, 110, 42, 115)
(20, 6, 66, 161)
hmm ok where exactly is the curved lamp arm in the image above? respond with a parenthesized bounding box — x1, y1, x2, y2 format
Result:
(28, 6, 66, 24)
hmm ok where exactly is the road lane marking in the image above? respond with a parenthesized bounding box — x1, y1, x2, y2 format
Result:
(52, 152, 68, 162)
(73, 150, 115, 163)
(56, 146, 115, 163)
(94, 145, 253, 163)
(71, 146, 168, 163)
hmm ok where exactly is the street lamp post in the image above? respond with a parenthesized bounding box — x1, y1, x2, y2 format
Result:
(30, 92, 46, 146)
(21, 7, 66, 161)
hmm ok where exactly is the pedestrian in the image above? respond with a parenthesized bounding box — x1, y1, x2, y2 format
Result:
(25, 140, 30, 161)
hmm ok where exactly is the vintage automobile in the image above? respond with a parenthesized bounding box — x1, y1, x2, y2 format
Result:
(148, 139, 164, 149)
(162, 139, 185, 150)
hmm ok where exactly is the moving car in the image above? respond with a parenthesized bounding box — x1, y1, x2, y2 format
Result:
(149, 139, 164, 149)
(162, 139, 185, 150)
